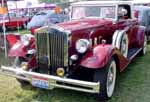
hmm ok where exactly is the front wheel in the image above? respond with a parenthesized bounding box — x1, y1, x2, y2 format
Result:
(94, 58, 117, 99)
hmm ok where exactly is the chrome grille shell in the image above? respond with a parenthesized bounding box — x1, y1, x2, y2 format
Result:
(35, 27, 69, 70)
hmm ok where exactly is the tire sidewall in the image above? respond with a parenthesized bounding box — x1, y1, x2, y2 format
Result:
(142, 35, 147, 55)
(94, 58, 117, 99)
(106, 60, 117, 98)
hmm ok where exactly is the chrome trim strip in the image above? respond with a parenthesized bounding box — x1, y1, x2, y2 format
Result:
(47, 29, 50, 67)
(64, 33, 68, 67)
(0, 66, 100, 93)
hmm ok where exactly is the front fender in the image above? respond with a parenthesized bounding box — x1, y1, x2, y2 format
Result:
(80, 44, 113, 69)
(8, 41, 27, 57)
(6, 34, 20, 47)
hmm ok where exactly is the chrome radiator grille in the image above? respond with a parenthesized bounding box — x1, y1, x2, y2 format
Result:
(36, 28, 68, 68)
(48, 29, 68, 68)
(36, 33, 48, 65)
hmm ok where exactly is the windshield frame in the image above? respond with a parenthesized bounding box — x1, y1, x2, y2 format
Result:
(70, 5, 117, 21)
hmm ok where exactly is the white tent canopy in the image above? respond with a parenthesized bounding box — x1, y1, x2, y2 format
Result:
(132, 0, 150, 4)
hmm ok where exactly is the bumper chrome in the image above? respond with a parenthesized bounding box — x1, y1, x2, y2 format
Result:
(0, 66, 100, 93)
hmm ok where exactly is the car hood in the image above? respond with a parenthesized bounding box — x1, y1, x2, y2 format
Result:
(58, 18, 113, 31)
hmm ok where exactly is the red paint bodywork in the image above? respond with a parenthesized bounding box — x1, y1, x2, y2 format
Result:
(57, 18, 145, 72)
(0, 34, 20, 49)
(8, 38, 37, 69)
(6, 34, 20, 47)
(8, 41, 27, 57)
(0, 17, 29, 29)
(9, 17, 144, 72)
(8, 13, 145, 73)
(8, 36, 35, 57)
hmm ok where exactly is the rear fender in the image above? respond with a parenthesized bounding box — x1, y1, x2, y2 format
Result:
(8, 41, 27, 58)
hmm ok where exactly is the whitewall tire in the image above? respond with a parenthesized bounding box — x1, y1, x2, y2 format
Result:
(140, 35, 147, 55)
(106, 60, 117, 97)
(94, 58, 117, 99)
(113, 31, 128, 58)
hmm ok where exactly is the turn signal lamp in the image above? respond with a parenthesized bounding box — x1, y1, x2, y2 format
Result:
(57, 68, 65, 77)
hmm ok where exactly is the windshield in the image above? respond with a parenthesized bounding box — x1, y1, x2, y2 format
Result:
(71, 6, 116, 19)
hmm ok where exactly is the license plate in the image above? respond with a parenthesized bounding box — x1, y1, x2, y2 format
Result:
(31, 76, 49, 89)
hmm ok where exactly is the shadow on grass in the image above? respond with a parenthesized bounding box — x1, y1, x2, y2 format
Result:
(20, 86, 100, 102)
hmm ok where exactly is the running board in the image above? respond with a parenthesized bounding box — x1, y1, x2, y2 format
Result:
(127, 48, 142, 60)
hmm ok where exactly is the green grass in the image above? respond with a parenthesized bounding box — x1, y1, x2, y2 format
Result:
(0, 29, 30, 35)
(0, 44, 150, 102)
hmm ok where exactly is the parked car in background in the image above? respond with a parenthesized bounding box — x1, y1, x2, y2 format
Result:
(1, 1, 147, 100)
(0, 12, 30, 31)
(134, 6, 150, 40)
(27, 9, 69, 34)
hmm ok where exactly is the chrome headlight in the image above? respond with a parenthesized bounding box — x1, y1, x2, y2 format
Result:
(21, 34, 33, 46)
(76, 39, 90, 53)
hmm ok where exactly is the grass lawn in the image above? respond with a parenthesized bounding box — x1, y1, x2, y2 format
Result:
(0, 40, 149, 102)
(0, 29, 30, 35)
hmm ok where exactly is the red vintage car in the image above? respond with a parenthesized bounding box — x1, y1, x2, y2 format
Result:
(0, 1, 147, 100)
(0, 12, 29, 31)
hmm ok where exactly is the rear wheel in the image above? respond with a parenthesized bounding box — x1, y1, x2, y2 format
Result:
(140, 35, 147, 55)
(94, 58, 117, 99)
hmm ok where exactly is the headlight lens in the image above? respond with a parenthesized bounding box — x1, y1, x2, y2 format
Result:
(76, 39, 90, 53)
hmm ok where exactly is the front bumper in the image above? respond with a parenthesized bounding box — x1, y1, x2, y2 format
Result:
(0, 66, 100, 93)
